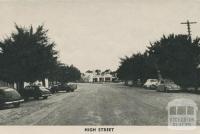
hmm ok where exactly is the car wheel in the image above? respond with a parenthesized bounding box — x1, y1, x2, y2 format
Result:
(13, 103, 20, 108)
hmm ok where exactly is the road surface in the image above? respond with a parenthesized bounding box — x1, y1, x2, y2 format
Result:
(0, 83, 200, 125)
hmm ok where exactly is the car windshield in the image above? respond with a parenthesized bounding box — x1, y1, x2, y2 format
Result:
(2, 88, 20, 99)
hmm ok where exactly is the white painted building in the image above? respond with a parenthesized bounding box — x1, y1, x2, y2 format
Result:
(82, 70, 116, 83)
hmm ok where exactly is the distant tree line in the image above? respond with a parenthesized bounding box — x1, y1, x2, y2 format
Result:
(48, 63, 81, 84)
(117, 34, 200, 89)
(0, 24, 81, 90)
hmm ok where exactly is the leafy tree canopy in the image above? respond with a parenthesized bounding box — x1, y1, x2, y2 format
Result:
(48, 63, 81, 83)
(117, 34, 200, 88)
(147, 34, 200, 87)
(0, 24, 58, 83)
(117, 53, 157, 83)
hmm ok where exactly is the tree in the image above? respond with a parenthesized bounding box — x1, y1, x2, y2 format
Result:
(147, 34, 200, 88)
(48, 63, 81, 83)
(117, 56, 133, 82)
(86, 70, 93, 73)
(48, 63, 67, 83)
(103, 69, 111, 74)
(132, 52, 157, 83)
(66, 65, 81, 82)
(117, 52, 158, 84)
(95, 69, 101, 75)
(0, 24, 58, 90)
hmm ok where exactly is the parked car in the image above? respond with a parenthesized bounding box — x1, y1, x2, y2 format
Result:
(156, 79, 181, 92)
(185, 87, 200, 93)
(0, 87, 24, 108)
(49, 83, 77, 93)
(143, 79, 159, 89)
(67, 83, 78, 91)
(20, 85, 52, 101)
(125, 80, 134, 86)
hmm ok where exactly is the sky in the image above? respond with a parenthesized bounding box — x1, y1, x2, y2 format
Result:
(0, 0, 200, 72)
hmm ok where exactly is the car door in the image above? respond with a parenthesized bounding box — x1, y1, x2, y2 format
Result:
(24, 86, 31, 97)
(0, 90, 5, 105)
(27, 86, 36, 97)
(34, 86, 41, 97)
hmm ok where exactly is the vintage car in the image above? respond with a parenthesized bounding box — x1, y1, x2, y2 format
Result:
(67, 83, 78, 91)
(0, 87, 24, 108)
(143, 79, 159, 89)
(20, 85, 52, 101)
(49, 83, 77, 93)
(156, 79, 181, 92)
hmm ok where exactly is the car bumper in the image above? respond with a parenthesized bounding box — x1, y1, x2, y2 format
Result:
(167, 88, 181, 91)
(41, 94, 52, 97)
(4, 99, 24, 105)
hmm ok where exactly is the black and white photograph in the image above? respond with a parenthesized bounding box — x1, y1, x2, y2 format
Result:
(0, 0, 200, 130)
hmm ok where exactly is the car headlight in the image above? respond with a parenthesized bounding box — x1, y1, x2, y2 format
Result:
(4, 102, 12, 104)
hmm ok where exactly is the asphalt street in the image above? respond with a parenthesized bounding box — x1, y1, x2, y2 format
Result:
(0, 83, 200, 125)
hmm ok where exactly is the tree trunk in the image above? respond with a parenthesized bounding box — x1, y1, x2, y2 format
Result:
(16, 81, 24, 92)
(42, 79, 45, 87)
(125, 80, 128, 86)
(194, 73, 198, 93)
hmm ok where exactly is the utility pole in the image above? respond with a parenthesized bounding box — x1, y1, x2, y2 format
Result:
(181, 20, 197, 40)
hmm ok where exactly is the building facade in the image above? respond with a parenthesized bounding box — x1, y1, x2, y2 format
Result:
(82, 70, 117, 83)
